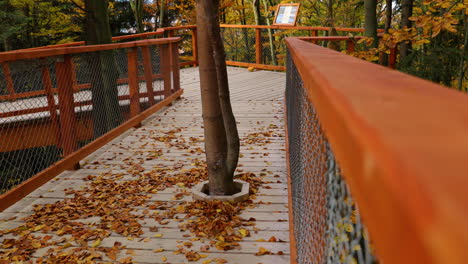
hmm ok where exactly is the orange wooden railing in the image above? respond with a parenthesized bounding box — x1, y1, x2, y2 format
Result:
(0, 37, 183, 211)
(287, 37, 468, 264)
(0, 37, 182, 152)
(298, 36, 397, 69)
(1, 25, 381, 102)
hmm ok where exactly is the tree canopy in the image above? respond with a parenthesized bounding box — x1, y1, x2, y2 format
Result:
(0, 0, 466, 89)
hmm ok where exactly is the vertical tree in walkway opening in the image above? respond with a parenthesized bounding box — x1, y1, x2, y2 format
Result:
(196, 0, 240, 196)
(85, 0, 122, 137)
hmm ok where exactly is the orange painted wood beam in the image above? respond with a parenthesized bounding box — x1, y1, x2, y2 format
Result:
(287, 37, 468, 264)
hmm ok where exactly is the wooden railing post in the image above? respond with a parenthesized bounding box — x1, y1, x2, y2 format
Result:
(41, 61, 61, 147)
(255, 28, 262, 65)
(55, 55, 79, 169)
(389, 47, 397, 69)
(191, 28, 198, 66)
(171, 42, 180, 92)
(310, 30, 318, 44)
(160, 44, 172, 99)
(141, 46, 156, 105)
(346, 40, 355, 53)
(167, 30, 175, 38)
(127, 47, 141, 127)
(1, 62, 16, 100)
(71, 61, 78, 92)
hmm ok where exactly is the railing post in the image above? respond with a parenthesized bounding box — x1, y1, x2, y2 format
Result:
(160, 44, 172, 99)
(255, 28, 262, 65)
(71, 60, 79, 92)
(141, 46, 156, 105)
(167, 30, 174, 38)
(127, 47, 141, 127)
(41, 61, 61, 147)
(310, 30, 318, 44)
(171, 42, 180, 92)
(55, 55, 79, 169)
(1, 62, 16, 100)
(346, 39, 355, 53)
(389, 47, 397, 69)
(191, 28, 198, 66)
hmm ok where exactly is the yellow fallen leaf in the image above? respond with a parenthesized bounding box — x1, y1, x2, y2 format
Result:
(154, 234, 163, 238)
(32, 224, 45, 231)
(91, 239, 101, 248)
(255, 247, 271, 256)
(161, 256, 167, 262)
(153, 248, 164, 253)
(238, 228, 249, 238)
(62, 242, 72, 248)
(31, 241, 42, 248)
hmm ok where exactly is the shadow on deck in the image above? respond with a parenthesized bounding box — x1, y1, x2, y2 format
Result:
(0, 67, 290, 264)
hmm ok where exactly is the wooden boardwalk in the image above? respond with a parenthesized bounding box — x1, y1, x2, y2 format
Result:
(0, 67, 289, 264)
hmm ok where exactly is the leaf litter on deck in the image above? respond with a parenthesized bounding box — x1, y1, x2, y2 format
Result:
(0, 122, 286, 264)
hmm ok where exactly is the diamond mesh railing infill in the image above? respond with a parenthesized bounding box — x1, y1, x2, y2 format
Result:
(286, 51, 376, 264)
(0, 40, 180, 194)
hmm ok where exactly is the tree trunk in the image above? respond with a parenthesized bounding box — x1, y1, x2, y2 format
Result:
(327, 28, 340, 51)
(384, 0, 392, 33)
(130, 0, 144, 33)
(159, 0, 165, 28)
(85, 0, 122, 137)
(252, 0, 263, 25)
(458, 14, 467, 92)
(326, 0, 334, 27)
(196, 0, 238, 195)
(262, 0, 277, 65)
(364, 0, 378, 48)
(400, 0, 414, 61)
(382, 0, 393, 65)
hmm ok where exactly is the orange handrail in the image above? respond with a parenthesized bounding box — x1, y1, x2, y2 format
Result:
(0, 37, 180, 62)
(220, 24, 384, 33)
(0, 37, 183, 211)
(286, 37, 468, 264)
(6, 28, 166, 52)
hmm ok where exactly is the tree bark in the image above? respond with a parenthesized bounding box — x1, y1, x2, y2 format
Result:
(159, 0, 165, 28)
(364, 0, 378, 48)
(458, 14, 467, 92)
(196, 0, 238, 195)
(130, 0, 144, 33)
(262, 0, 277, 65)
(384, 0, 392, 33)
(400, 0, 414, 61)
(382, 0, 393, 65)
(251, 0, 263, 25)
(85, 0, 122, 137)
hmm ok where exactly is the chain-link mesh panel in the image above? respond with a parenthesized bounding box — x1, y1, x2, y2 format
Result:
(221, 27, 256, 63)
(286, 50, 376, 264)
(0, 43, 172, 194)
(173, 29, 195, 63)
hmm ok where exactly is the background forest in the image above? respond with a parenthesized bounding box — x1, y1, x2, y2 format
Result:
(0, 0, 466, 89)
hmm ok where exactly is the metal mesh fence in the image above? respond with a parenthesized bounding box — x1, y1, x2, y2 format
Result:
(221, 27, 256, 63)
(286, 50, 376, 264)
(221, 27, 346, 67)
(0, 42, 176, 194)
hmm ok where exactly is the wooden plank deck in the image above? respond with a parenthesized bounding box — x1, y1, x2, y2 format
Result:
(0, 67, 289, 264)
